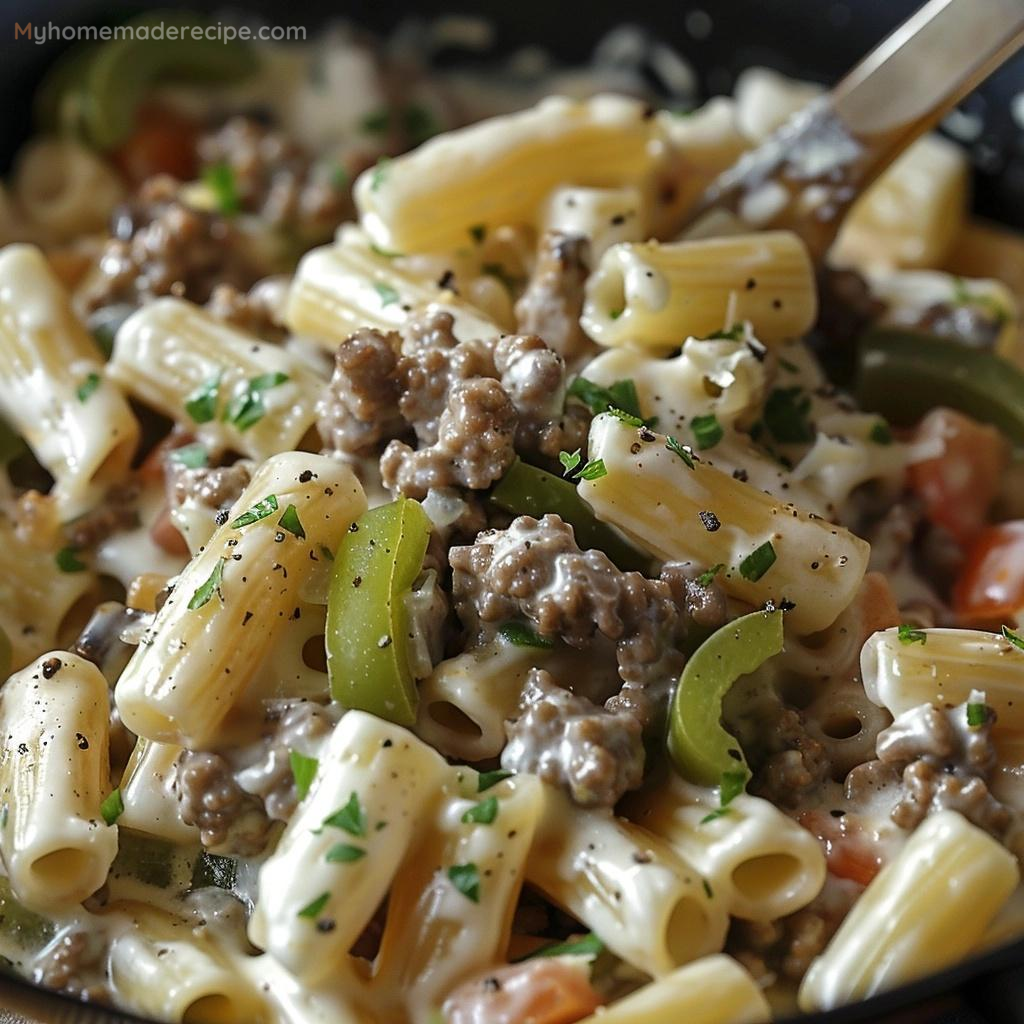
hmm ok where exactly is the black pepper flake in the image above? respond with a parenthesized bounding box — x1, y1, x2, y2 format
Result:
(41, 657, 62, 679)
(632, 850, 653, 864)
(732, 468, 749, 482)
(438, 269, 456, 291)
(215, 510, 230, 526)
(746, 338, 767, 362)
(779, 598, 796, 611)
(483, 977, 501, 993)
(630, 442, 642, 455)
(242, 611, 253, 626)
(639, 426, 657, 443)
(299, 470, 314, 483)
(382, 739, 393, 748)
(75, 733, 89, 750)
(772, 299, 783, 309)
(610, 213, 626, 226)
(349, 522, 359, 533)
(292, 607, 301, 620)
(830, 809, 845, 818)
(316, 919, 336, 933)
(17, 743, 27, 755)
(274, 532, 285, 543)
(352, 576, 362, 588)
(377, 635, 393, 649)
(745, 277, 757, 290)
(699, 510, 721, 532)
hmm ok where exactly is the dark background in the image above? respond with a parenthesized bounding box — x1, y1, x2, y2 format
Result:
(0, 1, 1023, 1022)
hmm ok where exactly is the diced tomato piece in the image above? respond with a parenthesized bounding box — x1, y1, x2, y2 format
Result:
(798, 810, 882, 887)
(111, 104, 200, 185)
(953, 521, 1024, 626)
(907, 408, 1009, 544)
(150, 506, 189, 557)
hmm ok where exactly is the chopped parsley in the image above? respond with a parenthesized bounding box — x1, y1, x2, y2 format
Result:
(558, 449, 606, 481)
(184, 374, 221, 424)
(608, 407, 644, 427)
(966, 703, 989, 728)
(559, 448, 582, 476)
(468, 223, 487, 244)
(297, 892, 330, 919)
(609, 307, 624, 320)
(318, 544, 335, 562)
(325, 843, 366, 863)
(231, 494, 279, 529)
(321, 792, 367, 837)
(477, 769, 513, 792)
(203, 162, 241, 216)
(1002, 624, 1024, 652)
(370, 157, 390, 192)
(700, 807, 732, 825)
(568, 377, 645, 421)
(869, 420, 893, 445)
(897, 624, 927, 646)
(666, 435, 696, 469)
(289, 751, 319, 801)
(447, 862, 481, 903)
(521, 933, 604, 960)
(361, 108, 390, 134)
(691, 413, 724, 450)
(696, 563, 725, 587)
(278, 504, 306, 539)
(249, 371, 289, 392)
(952, 276, 1009, 327)
(482, 262, 523, 291)
(188, 558, 226, 611)
(498, 622, 554, 649)
(169, 443, 209, 469)
(99, 788, 123, 826)
(223, 372, 289, 432)
(739, 541, 776, 582)
(720, 767, 746, 805)
(763, 387, 815, 444)
(577, 458, 607, 481)
(706, 323, 745, 341)
(330, 163, 349, 191)
(403, 103, 439, 145)
(55, 546, 87, 573)
(461, 796, 499, 825)
(371, 243, 402, 259)
(373, 281, 400, 307)
(76, 372, 101, 403)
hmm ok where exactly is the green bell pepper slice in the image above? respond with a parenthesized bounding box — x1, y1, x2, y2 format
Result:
(326, 497, 432, 727)
(0, 876, 55, 955)
(668, 609, 784, 790)
(855, 328, 1024, 445)
(490, 459, 651, 573)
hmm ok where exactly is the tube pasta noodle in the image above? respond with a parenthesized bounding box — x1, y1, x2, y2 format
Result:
(284, 226, 501, 349)
(526, 785, 728, 977)
(249, 711, 449, 985)
(372, 772, 543, 1022)
(109, 298, 323, 462)
(733, 67, 823, 143)
(117, 740, 197, 845)
(0, 652, 117, 912)
(115, 452, 366, 748)
(539, 185, 648, 259)
(580, 232, 817, 351)
(861, 626, 1024, 722)
(580, 414, 870, 634)
(0, 244, 139, 515)
(108, 906, 269, 1024)
(577, 954, 771, 1024)
(626, 776, 826, 922)
(13, 139, 124, 242)
(833, 133, 969, 271)
(0, 514, 96, 672)
(799, 811, 1019, 1011)
(354, 94, 669, 254)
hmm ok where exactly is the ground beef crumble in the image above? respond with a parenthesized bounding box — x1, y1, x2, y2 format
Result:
(167, 459, 254, 512)
(33, 930, 110, 1004)
(502, 667, 644, 807)
(845, 693, 1011, 839)
(63, 482, 140, 550)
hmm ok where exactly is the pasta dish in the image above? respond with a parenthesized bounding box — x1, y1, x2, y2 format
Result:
(1, 13, 1024, 1023)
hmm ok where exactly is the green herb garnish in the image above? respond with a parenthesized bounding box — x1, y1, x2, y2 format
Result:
(898, 624, 927, 646)
(373, 282, 400, 307)
(231, 494, 279, 529)
(763, 387, 815, 445)
(870, 420, 893, 445)
(696, 563, 725, 587)
(188, 558, 226, 611)
(169, 443, 209, 469)
(706, 323, 745, 341)
(325, 843, 366, 863)
(297, 891, 330, 919)
(966, 703, 989, 728)
(1002, 624, 1024, 651)
(184, 374, 221, 424)
(477, 769, 513, 792)
(521, 933, 604, 960)
(100, 788, 123, 826)
(498, 622, 554, 649)
(370, 157, 390, 192)
(322, 792, 366, 837)
(691, 413, 724, 450)
(289, 751, 318, 801)
(461, 796, 499, 825)
(666, 435, 696, 468)
(720, 767, 746, 805)
(278, 504, 306, 539)
(447, 863, 480, 903)
(739, 542, 777, 582)
(76, 372, 101, 403)
(55, 546, 87, 573)
(203, 162, 241, 216)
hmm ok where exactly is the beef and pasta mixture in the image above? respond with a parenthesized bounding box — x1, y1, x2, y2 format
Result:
(1, 13, 1024, 1024)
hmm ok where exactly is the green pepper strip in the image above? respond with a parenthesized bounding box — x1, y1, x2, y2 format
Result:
(855, 328, 1024, 446)
(668, 609, 784, 789)
(326, 497, 432, 727)
(490, 459, 651, 574)
(38, 12, 259, 147)
(109, 829, 177, 889)
(0, 876, 55, 954)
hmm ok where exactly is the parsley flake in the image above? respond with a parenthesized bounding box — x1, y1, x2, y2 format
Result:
(100, 788, 123, 826)
(55, 546, 87, 573)
(700, 807, 732, 825)
(249, 372, 289, 392)
(578, 458, 607, 481)
(76, 372, 101, 403)
(289, 750, 318, 801)
(231, 494, 279, 529)
(720, 767, 746, 805)
(609, 307, 624, 320)
(461, 796, 499, 825)
(691, 413, 724, 450)
(297, 892, 330, 919)
(278, 504, 306, 539)
(869, 420, 893, 445)
(322, 792, 366, 837)
(325, 843, 366, 863)
(763, 387, 815, 444)
(403, 103, 439, 145)
(477, 769, 513, 792)
(696, 563, 725, 587)
(739, 542, 776, 582)
(184, 374, 221, 424)
(447, 863, 480, 903)
(169, 443, 209, 469)
(1003, 625, 1024, 651)
(361, 108, 390, 134)
(568, 377, 645, 420)
(559, 449, 582, 477)
(608, 407, 644, 427)
(203, 162, 240, 216)
(498, 622, 554, 649)
(898, 624, 927, 646)
(373, 282, 400, 307)
(370, 157, 390, 192)
(967, 703, 989, 728)
(523, 933, 604, 960)
(706, 323, 745, 341)
(188, 558, 226, 611)
(666, 435, 696, 469)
